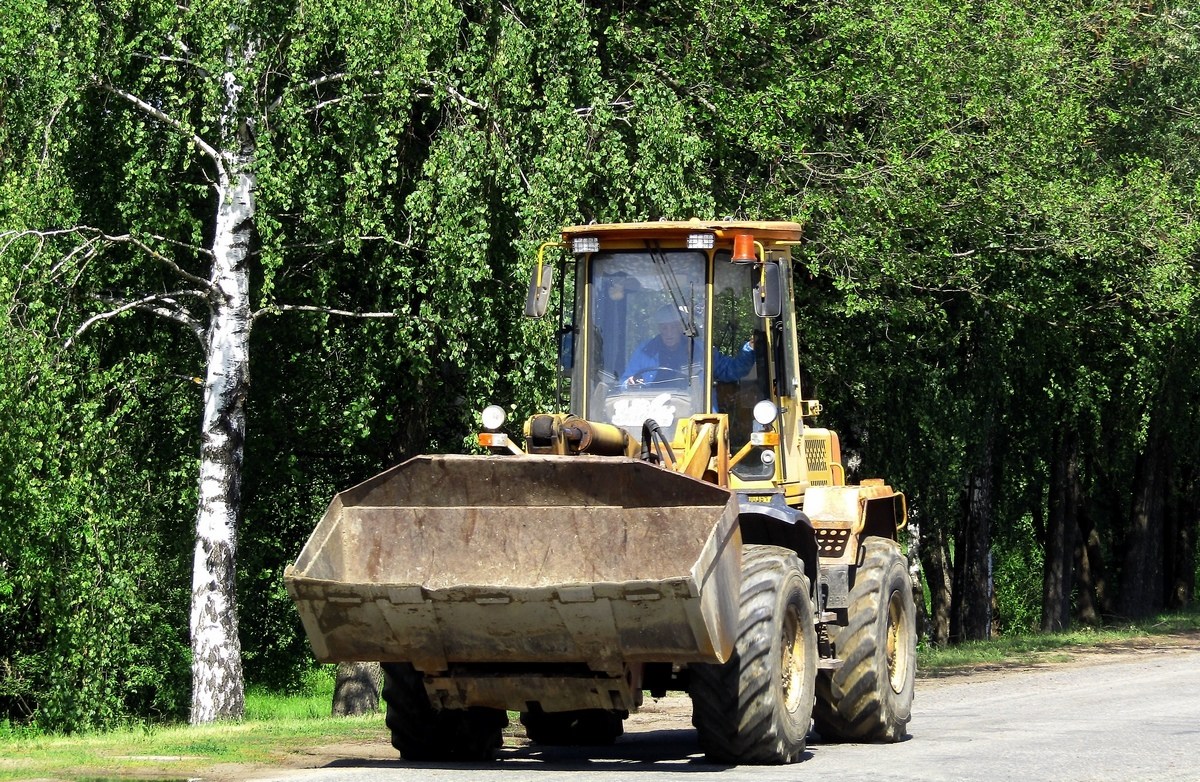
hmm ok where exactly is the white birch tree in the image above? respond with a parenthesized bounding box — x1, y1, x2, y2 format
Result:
(3, 0, 693, 725)
(1, 2, 448, 722)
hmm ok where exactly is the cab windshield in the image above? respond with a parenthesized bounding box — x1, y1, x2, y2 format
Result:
(570, 249, 768, 463)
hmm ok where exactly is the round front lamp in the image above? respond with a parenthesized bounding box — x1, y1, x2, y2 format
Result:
(753, 400, 779, 427)
(481, 404, 507, 431)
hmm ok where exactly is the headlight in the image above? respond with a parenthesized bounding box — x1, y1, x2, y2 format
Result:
(481, 404, 507, 430)
(753, 400, 779, 426)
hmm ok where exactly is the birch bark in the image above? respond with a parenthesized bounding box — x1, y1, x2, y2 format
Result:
(190, 50, 256, 721)
(190, 151, 253, 723)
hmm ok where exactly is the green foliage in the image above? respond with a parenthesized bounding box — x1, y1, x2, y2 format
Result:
(992, 515, 1045, 635)
(0, 288, 193, 730)
(243, 665, 335, 721)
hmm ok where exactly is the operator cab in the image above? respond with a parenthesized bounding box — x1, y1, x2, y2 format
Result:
(542, 222, 802, 483)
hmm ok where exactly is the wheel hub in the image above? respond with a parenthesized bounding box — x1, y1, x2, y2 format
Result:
(886, 588, 910, 694)
(781, 606, 805, 713)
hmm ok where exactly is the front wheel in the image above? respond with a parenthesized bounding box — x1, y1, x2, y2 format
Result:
(814, 537, 916, 742)
(690, 544, 818, 764)
(380, 663, 508, 761)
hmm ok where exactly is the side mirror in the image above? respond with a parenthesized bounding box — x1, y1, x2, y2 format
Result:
(753, 262, 782, 319)
(524, 263, 554, 318)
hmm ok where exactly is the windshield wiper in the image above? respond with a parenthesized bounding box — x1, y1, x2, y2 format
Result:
(649, 243, 698, 337)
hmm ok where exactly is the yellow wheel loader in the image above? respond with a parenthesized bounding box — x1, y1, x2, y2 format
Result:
(285, 220, 916, 763)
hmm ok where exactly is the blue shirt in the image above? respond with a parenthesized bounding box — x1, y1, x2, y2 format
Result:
(622, 337, 755, 386)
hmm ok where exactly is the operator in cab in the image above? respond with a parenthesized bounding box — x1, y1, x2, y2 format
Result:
(622, 304, 756, 388)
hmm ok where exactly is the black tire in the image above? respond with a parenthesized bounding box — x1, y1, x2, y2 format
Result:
(814, 537, 916, 743)
(690, 544, 818, 764)
(520, 709, 625, 745)
(380, 663, 508, 761)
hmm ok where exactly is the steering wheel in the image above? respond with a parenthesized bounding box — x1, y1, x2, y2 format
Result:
(627, 367, 686, 386)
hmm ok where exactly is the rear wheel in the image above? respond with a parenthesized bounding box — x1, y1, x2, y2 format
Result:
(380, 663, 507, 761)
(690, 544, 817, 764)
(814, 538, 916, 742)
(520, 709, 625, 745)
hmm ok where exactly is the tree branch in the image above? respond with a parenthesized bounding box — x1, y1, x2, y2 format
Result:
(573, 99, 634, 119)
(638, 57, 718, 114)
(2, 228, 104, 287)
(67, 290, 209, 349)
(267, 70, 484, 116)
(103, 231, 217, 291)
(2, 226, 217, 293)
(266, 70, 383, 114)
(418, 77, 484, 110)
(304, 93, 384, 115)
(130, 52, 212, 78)
(39, 97, 69, 173)
(95, 78, 223, 167)
(258, 234, 415, 254)
(251, 304, 400, 324)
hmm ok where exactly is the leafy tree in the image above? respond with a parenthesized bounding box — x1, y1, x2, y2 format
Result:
(2, 0, 747, 727)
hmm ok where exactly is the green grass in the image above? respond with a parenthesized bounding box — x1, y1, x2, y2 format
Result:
(919, 605, 1200, 673)
(1, 608, 1198, 780)
(0, 666, 382, 781)
(243, 665, 338, 721)
(0, 713, 383, 781)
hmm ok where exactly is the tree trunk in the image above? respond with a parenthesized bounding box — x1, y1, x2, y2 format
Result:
(903, 516, 930, 645)
(920, 522, 953, 647)
(952, 435, 994, 642)
(190, 153, 253, 724)
(332, 662, 382, 716)
(1165, 464, 1196, 609)
(1074, 505, 1109, 624)
(1118, 410, 1169, 620)
(1041, 427, 1080, 632)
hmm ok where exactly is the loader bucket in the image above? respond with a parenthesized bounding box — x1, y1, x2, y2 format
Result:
(284, 454, 742, 674)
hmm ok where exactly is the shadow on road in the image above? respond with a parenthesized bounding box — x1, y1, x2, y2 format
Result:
(319, 727, 812, 772)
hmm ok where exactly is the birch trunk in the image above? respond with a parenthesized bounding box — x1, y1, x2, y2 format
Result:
(190, 152, 253, 723)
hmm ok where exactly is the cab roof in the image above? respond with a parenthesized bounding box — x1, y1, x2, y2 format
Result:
(560, 220, 803, 243)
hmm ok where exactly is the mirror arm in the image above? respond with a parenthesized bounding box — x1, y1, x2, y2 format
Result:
(525, 241, 562, 318)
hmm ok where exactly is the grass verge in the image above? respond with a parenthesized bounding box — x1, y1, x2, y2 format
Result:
(919, 605, 1200, 673)
(0, 668, 380, 781)
(0, 712, 383, 781)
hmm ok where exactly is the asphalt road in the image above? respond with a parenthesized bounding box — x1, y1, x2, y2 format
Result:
(251, 644, 1200, 782)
